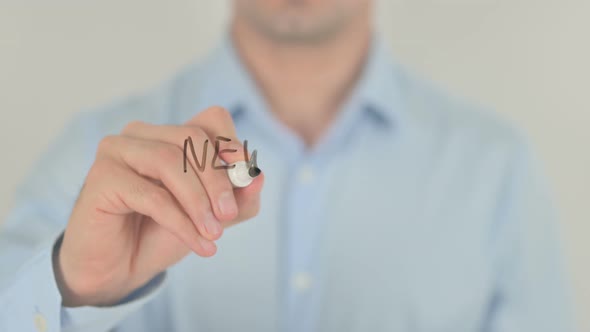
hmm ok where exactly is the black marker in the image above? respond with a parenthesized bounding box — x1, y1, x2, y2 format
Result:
(227, 150, 261, 187)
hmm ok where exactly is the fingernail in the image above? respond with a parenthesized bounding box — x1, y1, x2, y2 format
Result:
(218, 191, 238, 216)
(197, 236, 217, 255)
(204, 211, 222, 237)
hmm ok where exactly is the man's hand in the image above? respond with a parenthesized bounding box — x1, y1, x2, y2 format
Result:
(53, 106, 264, 307)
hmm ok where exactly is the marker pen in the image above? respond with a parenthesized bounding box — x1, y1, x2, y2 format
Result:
(227, 150, 261, 188)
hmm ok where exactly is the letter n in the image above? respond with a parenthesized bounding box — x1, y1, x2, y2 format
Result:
(183, 136, 208, 172)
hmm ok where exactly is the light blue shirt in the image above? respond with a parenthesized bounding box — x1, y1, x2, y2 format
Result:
(0, 35, 575, 332)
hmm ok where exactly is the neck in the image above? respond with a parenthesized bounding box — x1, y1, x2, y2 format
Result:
(231, 10, 372, 147)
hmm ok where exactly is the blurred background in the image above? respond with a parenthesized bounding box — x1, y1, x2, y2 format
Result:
(0, 0, 588, 329)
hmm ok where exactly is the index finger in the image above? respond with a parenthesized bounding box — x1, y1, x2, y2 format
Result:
(187, 106, 264, 222)
(185, 106, 246, 164)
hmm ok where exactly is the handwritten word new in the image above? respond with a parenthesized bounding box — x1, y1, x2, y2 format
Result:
(183, 136, 251, 173)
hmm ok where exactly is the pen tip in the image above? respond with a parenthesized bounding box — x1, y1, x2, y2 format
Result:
(249, 150, 258, 168)
(249, 166, 261, 178)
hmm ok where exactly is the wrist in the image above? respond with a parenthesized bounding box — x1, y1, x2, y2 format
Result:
(51, 235, 123, 307)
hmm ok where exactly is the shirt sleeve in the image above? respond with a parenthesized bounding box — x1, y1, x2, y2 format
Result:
(0, 111, 167, 332)
(0, 229, 166, 332)
(485, 136, 577, 332)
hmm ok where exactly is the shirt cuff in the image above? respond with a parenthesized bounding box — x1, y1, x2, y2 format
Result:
(0, 234, 167, 332)
(48, 232, 168, 332)
(61, 272, 166, 332)
(0, 239, 63, 332)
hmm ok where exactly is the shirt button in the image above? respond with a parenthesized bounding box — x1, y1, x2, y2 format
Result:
(33, 313, 47, 332)
(292, 272, 313, 292)
(298, 165, 314, 184)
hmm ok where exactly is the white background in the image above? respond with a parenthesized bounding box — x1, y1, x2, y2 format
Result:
(0, 1, 588, 329)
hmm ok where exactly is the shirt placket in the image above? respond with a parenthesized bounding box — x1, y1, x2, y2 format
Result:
(283, 153, 326, 332)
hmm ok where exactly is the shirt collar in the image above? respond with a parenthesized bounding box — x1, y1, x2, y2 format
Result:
(348, 35, 404, 127)
(174, 32, 405, 128)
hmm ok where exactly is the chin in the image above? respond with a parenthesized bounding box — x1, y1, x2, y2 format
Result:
(237, 0, 365, 43)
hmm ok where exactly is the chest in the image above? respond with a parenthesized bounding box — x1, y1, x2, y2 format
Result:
(165, 144, 499, 332)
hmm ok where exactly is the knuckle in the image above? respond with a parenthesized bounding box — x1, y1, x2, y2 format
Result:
(128, 181, 148, 201)
(146, 187, 170, 207)
(201, 106, 232, 122)
(86, 159, 115, 183)
(181, 126, 207, 142)
(155, 144, 182, 164)
(209, 105, 231, 117)
(97, 135, 118, 153)
(121, 121, 145, 135)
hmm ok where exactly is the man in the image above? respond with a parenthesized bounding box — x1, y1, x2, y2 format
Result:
(0, 0, 575, 331)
